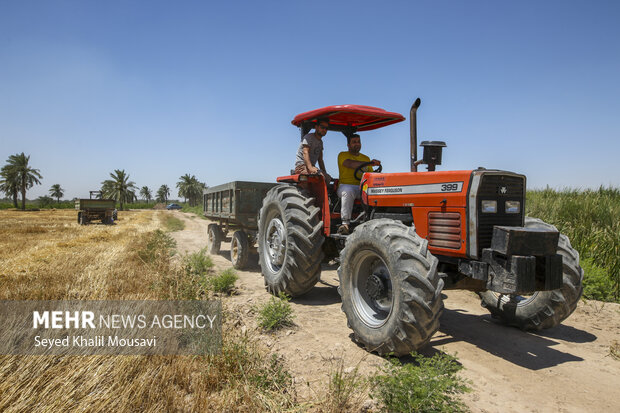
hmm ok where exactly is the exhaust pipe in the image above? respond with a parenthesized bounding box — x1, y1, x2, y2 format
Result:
(410, 98, 421, 172)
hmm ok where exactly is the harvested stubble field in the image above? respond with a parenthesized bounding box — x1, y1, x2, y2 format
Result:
(0, 210, 160, 301)
(0, 210, 298, 412)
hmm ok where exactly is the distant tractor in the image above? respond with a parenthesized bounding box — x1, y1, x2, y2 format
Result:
(75, 191, 116, 225)
(257, 98, 583, 356)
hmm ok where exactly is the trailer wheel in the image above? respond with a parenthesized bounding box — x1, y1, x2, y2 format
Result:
(258, 185, 324, 297)
(231, 230, 249, 270)
(338, 219, 443, 356)
(79, 213, 89, 225)
(479, 217, 583, 330)
(207, 224, 222, 255)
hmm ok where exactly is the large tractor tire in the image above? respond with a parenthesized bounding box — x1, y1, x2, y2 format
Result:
(257, 185, 324, 297)
(338, 219, 444, 356)
(230, 230, 250, 270)
(479, 217, 583, 330)
(207, 224, 222, 255)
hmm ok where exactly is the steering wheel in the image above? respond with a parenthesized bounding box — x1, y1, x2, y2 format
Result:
(354, 161, 382, 181)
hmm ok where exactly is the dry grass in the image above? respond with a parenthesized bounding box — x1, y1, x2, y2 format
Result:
(317, 357, 370, 413)
(0, 210, 298, 412)
(0, 210, 159, 300)
(610, 341, 620, 361)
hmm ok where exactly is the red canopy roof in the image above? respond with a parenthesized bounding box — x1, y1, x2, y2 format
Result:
(291, 104, 405, 132)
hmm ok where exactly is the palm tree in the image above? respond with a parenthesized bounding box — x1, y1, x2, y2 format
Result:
(4, 153, 43, 210)
(192, 180, 206, 206)
(157, 185, 170, 203)
(140, 186, 152, 203)
(0, 165, 19, 208)
(101, 169, 137, 210)
(49, 184, 64, 204)
(176, 174, 206, 206)
(176, 174, 192, 204)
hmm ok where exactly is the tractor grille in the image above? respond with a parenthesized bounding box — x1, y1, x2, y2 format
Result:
(476, 174, 525, 255)
(428, 212, 462, 249)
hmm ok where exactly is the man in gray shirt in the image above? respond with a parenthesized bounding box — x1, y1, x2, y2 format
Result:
(293, 117, 332, 181)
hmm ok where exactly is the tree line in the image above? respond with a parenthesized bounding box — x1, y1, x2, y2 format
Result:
(0, 153, 206, 210)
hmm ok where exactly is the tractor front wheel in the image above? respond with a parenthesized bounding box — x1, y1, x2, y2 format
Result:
(257, 185, 324, 297)
(338, 219, 444, 356)
(479, 217, 584, 330)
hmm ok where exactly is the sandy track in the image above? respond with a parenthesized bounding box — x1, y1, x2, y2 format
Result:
(169, 211, 620, 412)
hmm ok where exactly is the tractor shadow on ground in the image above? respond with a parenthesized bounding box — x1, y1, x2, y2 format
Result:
(292, 282, 342, 306)
(291, 262, 342, 306)
(530, 323, 597, 344)
(431, 308, 592, 370)
(216, 250, 343, 307)
(218, 255, 342, 305)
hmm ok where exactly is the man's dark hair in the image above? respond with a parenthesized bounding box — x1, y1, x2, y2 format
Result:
(347, 134, 360, 145)
(316, 117, 330, 128)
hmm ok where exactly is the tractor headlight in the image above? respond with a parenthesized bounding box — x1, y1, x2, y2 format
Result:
(505, 201, 520, 214)
(481, 200, 497, 213)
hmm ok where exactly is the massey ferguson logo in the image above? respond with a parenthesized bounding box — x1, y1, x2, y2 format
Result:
(498, 186, 508, 195)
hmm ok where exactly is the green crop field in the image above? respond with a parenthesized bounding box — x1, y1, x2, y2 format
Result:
(526, 187, 620, 302)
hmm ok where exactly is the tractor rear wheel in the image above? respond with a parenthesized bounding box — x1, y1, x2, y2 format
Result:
(479, 217, 583, 330)
(207, 224, 222, 255)
(231, 230, 249, 270)
(258, 185, 324, 297)
(338, 219, 444, 356)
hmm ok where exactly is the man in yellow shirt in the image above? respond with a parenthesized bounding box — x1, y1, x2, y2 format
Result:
(337, 134, 381, 234)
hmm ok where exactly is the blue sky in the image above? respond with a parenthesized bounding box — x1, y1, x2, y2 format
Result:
(1, 0, 619, 200)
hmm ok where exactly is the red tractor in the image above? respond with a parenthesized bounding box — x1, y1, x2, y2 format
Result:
(257, 98, 583, 356)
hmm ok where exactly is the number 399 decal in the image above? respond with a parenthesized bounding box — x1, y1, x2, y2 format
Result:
(367, 181, 464, 196)
(441, 183, 460, 192)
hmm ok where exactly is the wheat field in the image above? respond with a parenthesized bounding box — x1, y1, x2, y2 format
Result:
(0, 210, 297, 412)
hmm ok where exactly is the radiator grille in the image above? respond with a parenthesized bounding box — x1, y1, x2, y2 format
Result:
(476, 174, 525, 255)
(429, 212, 462, 249)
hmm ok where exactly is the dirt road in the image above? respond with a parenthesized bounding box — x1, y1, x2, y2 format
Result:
(170, 211, 620, 412)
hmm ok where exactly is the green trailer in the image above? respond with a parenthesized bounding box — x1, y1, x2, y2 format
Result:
(75, 191, 116, 225)
(203, 181, 280, 269)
